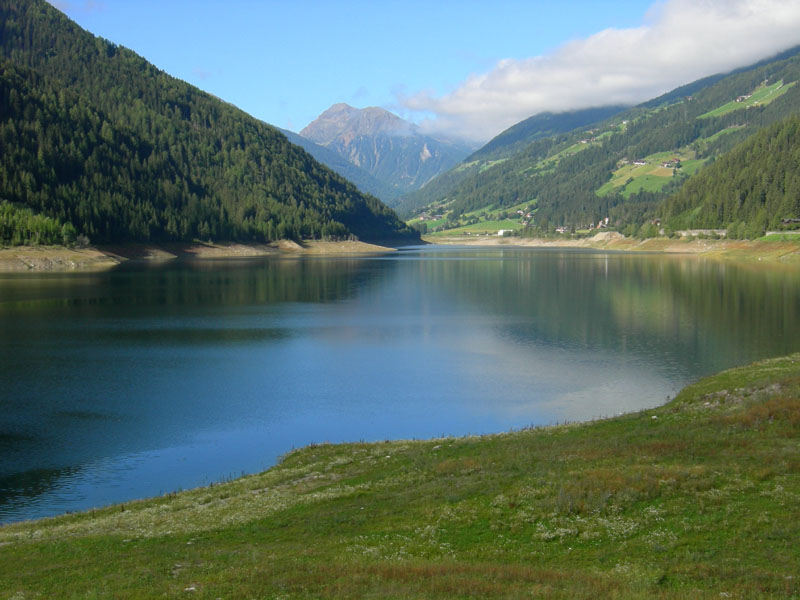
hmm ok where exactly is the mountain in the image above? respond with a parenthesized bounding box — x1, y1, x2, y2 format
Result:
(299, 103, 473, 202)
(659, 113, 800, 235)
(0, 0, 416, 244)
(399, 46, 800, 230)
(394, 105, 627, 217)
(278, 128, 400, 202)
(468, 106, 628, 163)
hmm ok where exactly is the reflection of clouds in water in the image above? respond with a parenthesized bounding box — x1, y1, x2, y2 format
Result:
(451, 327, 677, 425)
(537, 377, 671, 423)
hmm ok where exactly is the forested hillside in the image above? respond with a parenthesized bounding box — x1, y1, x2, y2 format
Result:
(393, 106, 626, 218)
(468, 106, 628, 163)
(659, 113, 800, 235)
(402, 46, 800, 232)
(0, 0, 415, 244)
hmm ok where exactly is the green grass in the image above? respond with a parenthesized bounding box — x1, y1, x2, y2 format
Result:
(699, 80, 795, 119)
(453, 160, 480, 173)
(426, 219, 521, 236)
(463, 200, 534, 220)
(478, 159, 508, 173)
(2, 354, 800, 598)
(761, 232, 800, 242)
(420, 202, 535, 236)
(621, 174, 676, 197)
(699, 125, 746, 145)
(537, 140, 592, 168)
(597, 148, 706, 198)
(520, 136, 608, 178)
(408, 217, 447, 230)
(678, 158, 704, 176)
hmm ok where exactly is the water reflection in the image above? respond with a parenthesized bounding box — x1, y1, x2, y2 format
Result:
(1, 247, 798, 523)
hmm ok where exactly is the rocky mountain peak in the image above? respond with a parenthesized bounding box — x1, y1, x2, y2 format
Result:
(298, 103, 473, 199)
(301, 104, 416, 145)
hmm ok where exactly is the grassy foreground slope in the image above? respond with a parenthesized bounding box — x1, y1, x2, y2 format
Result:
(2, 355, 799, 598)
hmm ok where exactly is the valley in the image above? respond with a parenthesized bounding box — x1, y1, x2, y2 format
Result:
(1, 1, 799, 598)
(397, 52, 800, 241)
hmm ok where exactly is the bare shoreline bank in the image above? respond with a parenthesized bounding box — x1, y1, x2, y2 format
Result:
(4, 233, 800, 272)
(0, 239, 398, 272)
(427, 231, 800, 264)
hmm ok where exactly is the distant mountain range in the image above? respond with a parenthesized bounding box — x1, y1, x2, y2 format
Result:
(3, 0, 798, 246)
(397, 46, 800, 235)
(278, 127, 399, 202)
(468, 106, 629, 163)
(395, 106, 629, 217)
(299, 103, 474, 203)
(0, 0, 416, 245)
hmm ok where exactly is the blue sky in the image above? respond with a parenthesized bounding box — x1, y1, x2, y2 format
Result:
(52, 1, 800, 142)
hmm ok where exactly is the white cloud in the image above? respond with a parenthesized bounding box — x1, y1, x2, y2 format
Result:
(403, 0, 800, 142)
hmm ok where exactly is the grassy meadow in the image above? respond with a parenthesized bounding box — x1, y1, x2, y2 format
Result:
(596, 150, 706, 199)
(698, 80, 796, 119)
(424, 219, 522, 237)
(1, 354, 799, 598)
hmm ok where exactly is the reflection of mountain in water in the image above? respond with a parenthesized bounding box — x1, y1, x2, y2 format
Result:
(0, 257, 392, 520)
(0, 257, 388, 310)
(2, 248, 800, 523)
(415, 249, 800, 377)
(0, 465, 82, 523)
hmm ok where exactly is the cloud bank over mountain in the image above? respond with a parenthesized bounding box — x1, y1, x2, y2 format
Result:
(403, 0, 800, 142)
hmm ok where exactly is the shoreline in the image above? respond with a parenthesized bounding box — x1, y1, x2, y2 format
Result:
(0, 239, 399, 272)
(426, 230, 800, 263)
(1, 352, 798, 597)
(4, 233, 799, 272)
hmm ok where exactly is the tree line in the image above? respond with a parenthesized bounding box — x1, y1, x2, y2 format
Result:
(659, 113, 800, 235)
(0, 0, 416, 245)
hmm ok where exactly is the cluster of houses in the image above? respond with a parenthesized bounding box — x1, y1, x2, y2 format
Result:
(555, 217, 611, 235)
(594, 217, 611, 229)
(416, 204, 536, 235)
(515, 208, 534, 227)
(580, 128, 602, 145)
(620, 157, 682, 169)
(416, 212, 445, 222)
(736, 94, 753, 103)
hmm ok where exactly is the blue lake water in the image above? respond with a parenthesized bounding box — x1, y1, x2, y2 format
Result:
(1, 245, 799, 523)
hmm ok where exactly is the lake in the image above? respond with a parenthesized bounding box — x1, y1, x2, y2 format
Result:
(1, 245, 799, 523)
